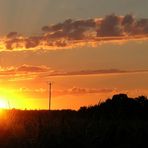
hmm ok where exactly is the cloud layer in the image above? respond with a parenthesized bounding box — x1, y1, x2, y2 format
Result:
(0, 65, 148, 81)
(0, 65, 50, 75)
(0, 14, 148, 51)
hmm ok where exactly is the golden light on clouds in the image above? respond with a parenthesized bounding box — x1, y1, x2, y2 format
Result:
(0, 35, 147, 51)
(0, 14, 147, 110)
(0, 14, 147, 51)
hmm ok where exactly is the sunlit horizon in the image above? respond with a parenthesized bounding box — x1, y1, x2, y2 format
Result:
(0, 0, 147, 110)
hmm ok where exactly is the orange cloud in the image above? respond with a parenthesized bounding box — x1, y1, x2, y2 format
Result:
(0, 65, 51, 81)
(0, 65, 148, 80)
(0, 14, 147, 51)
(0, 65, 50, 75)
(52, 87, 116, 96)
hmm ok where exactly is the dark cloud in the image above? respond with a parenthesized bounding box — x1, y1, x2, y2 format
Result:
(134, 18, 148, 34)
(122, 14, 135, 33)
(122, 14, 135, 26)
(25, 37, 41, 48)
(97, 14, 123, 37)
(42, 26, 51, 32)
(1, 14, 148, 51)
(7, 32, 18, 39)
(5, 38, 24, 50)
(44, 18, 96, 40)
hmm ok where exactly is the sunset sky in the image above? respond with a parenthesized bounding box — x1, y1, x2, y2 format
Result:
(0, 0, 148, 110)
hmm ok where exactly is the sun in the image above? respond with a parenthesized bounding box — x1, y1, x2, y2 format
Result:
(0, 98, 8, 109)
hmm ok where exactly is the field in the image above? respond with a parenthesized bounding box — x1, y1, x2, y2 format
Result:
(0, 94, 148, 148)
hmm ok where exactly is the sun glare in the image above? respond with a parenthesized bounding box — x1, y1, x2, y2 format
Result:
(0, 98, 8, 109)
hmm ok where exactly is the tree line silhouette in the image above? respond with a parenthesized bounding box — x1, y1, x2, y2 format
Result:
(0, 93, 148, 148)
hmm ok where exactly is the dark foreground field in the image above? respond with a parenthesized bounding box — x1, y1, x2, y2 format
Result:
(0, 94, 148, 148)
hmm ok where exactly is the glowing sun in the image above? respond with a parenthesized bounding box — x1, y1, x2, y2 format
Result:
(0, 99, 8, 109)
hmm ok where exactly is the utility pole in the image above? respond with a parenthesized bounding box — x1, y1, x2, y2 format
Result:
(48, 82, 52, 110)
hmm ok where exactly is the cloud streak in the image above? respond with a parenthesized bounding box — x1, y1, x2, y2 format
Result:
(0, 64, 50, 75)
(5, 87, 148, 100)
(0, 14, 148, 51)
(43, 69, 148, 77)
(0, 65, 148, 82)
(0, 65, 51, 81)
(1, 65, 148, 76)
(53, 87, 116, 96)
